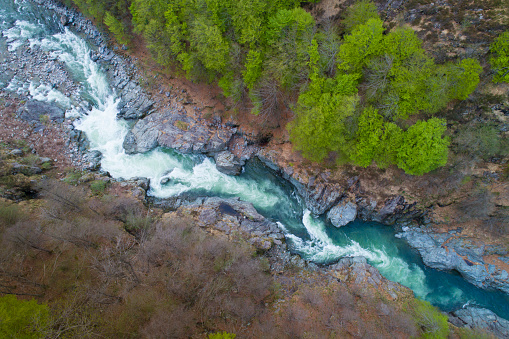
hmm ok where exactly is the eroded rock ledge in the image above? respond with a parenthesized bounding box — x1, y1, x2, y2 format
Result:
(398, 227, 509, 294)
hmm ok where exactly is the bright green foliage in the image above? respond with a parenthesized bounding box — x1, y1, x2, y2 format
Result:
(382, 27, 424, 65)
(243, 50, 264, 89)
(490, 31, 509, 83)
(350, 107, 402, 168)
(397, 118, 450, 175)
(288, 72, 360, 162)
(342, 0, 379, 33)
(411, 299, 450, 338)
(338, 18, 385, 73)
(189, 18, 230, 73)
(289, 93, 359, 162)
(104, 11, 129, 45)
(208, 331, 236, 339)
(446, 58, 482, 100)
(0, 295, 50, 338)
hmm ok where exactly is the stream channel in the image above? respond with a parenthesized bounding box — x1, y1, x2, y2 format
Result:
(2, 0, 509, 322)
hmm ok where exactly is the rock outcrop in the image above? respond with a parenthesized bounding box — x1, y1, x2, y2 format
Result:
(450, 307, 509, 338)
(122, 112, 234, 155)
(328, 256, 409, 300)
(398, 227, 509, 294)
(176, 197, 285, 251)
(214, 151, 244, 175)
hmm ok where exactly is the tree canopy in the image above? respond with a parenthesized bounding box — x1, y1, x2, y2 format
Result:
(490, 31, 509, 83)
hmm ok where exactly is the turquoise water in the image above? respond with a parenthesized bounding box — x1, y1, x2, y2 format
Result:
(2, 0, 509, 320)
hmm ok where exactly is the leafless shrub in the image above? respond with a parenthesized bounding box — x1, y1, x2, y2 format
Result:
(141, 306, 197, 339)
(364, 54, 394, 100)
(38, 180, 87, 220)
(300, 286, 325, 307)
(48, 291, 98, 339)
(456, 188, 495, 221)
(5, 220, 51, 253)
(250, 79, 284, 119)
(318, 18, 341, 77)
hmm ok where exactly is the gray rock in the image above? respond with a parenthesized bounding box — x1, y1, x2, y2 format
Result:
(11, 163, 42, 175)
(452, 307, 509, 338)
(117, 90, 154, 120)
(214, 151, 244, 176)
(399, 228, 509, 294)
(18, 100, 65, 123)
(10, 149, 23, 156)
(38, 157, 52, 165)
(178, 197, 284, 251)
(83, 150, 102, 171)
(328, 201, 357, 227)
(123, 111, 234, 155)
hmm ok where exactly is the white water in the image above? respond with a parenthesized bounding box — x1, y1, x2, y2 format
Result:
(0, 1, 436, 303)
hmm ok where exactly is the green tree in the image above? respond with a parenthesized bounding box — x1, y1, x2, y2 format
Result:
(342, 0, 379, 33)
(0, 295, 50, 338)
(288, 72, 360, 162)
(189, 17, 230, 73)
(397, 118, 450, 175)
(446, 58, 482, 100)
(338, 18, 385, 73)
(490, 31, 509, 83)
(350, 106, 402, 168)
(104, 11, 129, 45)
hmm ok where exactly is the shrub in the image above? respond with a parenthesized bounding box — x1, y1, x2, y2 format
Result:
(90, 180, 107, 195)
(0, 202, 22, 226)
(342, 0, 379, 33)
(490, 31, 509, 83)
(454, 123, 503, 160)
(0, 295, 50, 338)
(409, 299, 449, 339)
(209, 331, 236, 339)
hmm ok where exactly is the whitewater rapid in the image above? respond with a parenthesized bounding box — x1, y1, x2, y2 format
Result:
(4, 0, 509, 319)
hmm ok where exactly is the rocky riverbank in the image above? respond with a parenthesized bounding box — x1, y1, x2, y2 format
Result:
(3, 0, 509, 336)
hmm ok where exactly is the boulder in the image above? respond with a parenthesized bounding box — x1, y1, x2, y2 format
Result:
(83, 150, 102, 171)
(215, 151, 244, 176)
(18, 100, 65, 123)
(328, 201, 357, 227)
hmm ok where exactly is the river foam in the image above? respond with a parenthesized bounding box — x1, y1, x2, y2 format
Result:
(2, 0, 509, 320)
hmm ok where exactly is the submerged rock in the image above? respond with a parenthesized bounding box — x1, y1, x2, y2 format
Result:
(328, 201, 357, 227)
(214, 151, 244, 176)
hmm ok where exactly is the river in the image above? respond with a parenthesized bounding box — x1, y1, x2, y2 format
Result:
(2, 0, 509, 321)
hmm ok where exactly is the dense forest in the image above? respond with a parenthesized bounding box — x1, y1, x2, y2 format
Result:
(61, 0, 509, 176)
(61, 0, 509, 175)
